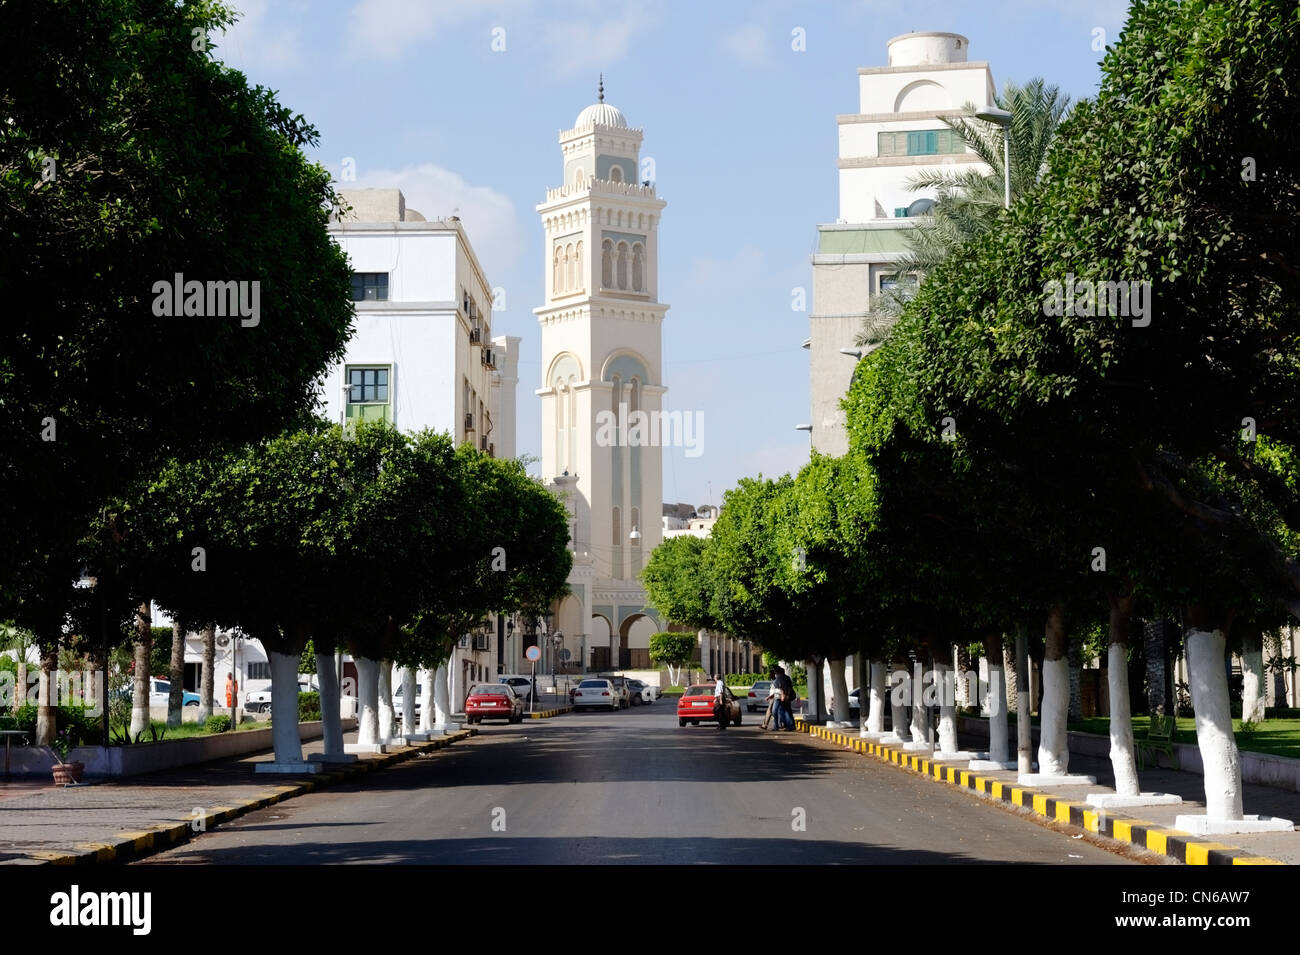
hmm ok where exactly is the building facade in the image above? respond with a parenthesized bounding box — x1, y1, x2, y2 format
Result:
(536, 88, 667, 672)
(807, 32, 995, 455)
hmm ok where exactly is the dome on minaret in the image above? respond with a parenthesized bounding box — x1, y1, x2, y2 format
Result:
(575, 101, 628, 129)
(574, 73, 627, 129)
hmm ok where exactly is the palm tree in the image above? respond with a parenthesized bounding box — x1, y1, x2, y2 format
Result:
(856, 78, 1072, 346)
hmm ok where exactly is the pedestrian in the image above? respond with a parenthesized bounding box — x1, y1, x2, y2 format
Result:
(762, 667, 778, 730)
(225, 673, 238, 710)
(774, 667, 796, 731)
(712, 672, 730, 731)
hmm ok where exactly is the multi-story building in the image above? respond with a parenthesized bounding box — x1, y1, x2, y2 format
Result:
(806, 32, 995, 455)
(535, 86, 668, 673)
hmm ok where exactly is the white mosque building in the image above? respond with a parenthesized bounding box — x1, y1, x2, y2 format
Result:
(536, 82, 668, 673)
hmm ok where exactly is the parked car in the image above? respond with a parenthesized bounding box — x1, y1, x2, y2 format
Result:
(465, 683, 524, 724)
(244, 679, 312, 714)
(745, 680, 774, 713)
(148, 678, 201, 708)
(572, 679, 620, 711)
(677, 684, 741, 728)
(602, 675, 631, 709)
(391, 682, 423, 721)
(626, 679, 654, 705)
(499, 675, 536, 704)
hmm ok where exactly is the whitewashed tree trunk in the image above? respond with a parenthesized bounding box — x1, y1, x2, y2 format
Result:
(130, 603, 152, 738)
(433, 663, 452, 728)
(377, 660, 395, 744)
(14, 658, 27, 715)
(400, 667, 416, 730)
(828, 657, 850, 724)
(167, 622, 185, 729)
(1108, 642, 1140, 796)
(987, 654, 1009, 763)
(934, 656, 958, 753)
(1186, 628, 1243, 821)
(355, 656, 380, 746)
(417, 667, 435, 732)
(910, 658, 930, 743)
(268, 649, 305, 765)
(36, 650, 56, 746)
(889, 664, 911, 740)
(315, 652, 344, 757)
(865, 659, 885, 734)
(1038, 607, 1070, 775)
(1015, 626, 1033, 774)
(1240, 631, 1265, 723)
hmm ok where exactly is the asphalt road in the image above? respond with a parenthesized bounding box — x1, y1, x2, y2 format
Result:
(138, 702, 1135, 864)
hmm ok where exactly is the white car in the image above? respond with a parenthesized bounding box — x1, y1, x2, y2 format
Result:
(147, 678, 200, 707)
(572, 679, 620, 711)
(391, 682, 422, 720)
(244, 679, 313, 714)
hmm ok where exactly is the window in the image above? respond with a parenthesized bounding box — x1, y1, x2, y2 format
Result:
(877, 129, 965, 158)
(246, 662, 271, 681)
(616, 241, 629, 289)
(609, 165, 623, 183)
(351, 272, 389, 301)
(602, 239, 614, 287)
(632, 243, 644, 292)
(347, 367, 388, 403)
(880, 273, 920, 296)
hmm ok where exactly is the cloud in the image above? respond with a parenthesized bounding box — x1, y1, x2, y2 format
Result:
(218, 0, 308, 73)
(344, 0, 495, 62)
(721, 23, 770, 68)
(346, 163, 523, 287)
(539, 3, 651, 78)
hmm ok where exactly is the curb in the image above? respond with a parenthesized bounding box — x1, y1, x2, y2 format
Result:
(526, 706, 572, 719)
(797, 723, 1286, 866)
(19, 729, 477, 866)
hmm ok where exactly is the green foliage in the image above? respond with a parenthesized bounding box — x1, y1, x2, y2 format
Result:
(204, 715, 232, 734)
(648, 632, 696, 668)
(298, 691, 321, 722)
(724, 673, 768, 687)
(641, 538, 721, 632)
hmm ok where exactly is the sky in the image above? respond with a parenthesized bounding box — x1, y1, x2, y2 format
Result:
(217, 0, 1131, 511)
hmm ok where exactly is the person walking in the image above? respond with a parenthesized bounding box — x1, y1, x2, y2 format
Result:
(712, 672, 730, 731)
(762, 667, 778, 730)
(774, 666, 796, 731)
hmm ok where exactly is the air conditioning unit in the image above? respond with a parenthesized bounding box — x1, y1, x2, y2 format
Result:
(480, 435, 489, 451)
(469, 326, 482, 345)
(464, 412, 474, 431)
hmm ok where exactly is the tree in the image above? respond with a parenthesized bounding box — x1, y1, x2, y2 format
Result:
(649, 632, 696, 686)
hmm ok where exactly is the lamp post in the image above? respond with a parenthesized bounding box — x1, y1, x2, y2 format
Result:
(975, 106, 1013, 210)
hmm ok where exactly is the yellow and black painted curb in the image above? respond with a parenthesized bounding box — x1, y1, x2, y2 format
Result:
(797, 723, 1285, 867)
(526, 706, 573, 719)
(23, 729, 477, 866)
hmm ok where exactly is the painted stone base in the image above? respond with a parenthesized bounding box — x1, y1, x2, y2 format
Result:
(402, 732, 434, 742)
(255, 761, 324, 774)
(858, 730, 890, 740)
(929, 749, 980, 761)
(903, 740, 933, 752)
(826, 720, 854, 728)
(1018, 773, 1097, 786)
(968, 759, 1018, 771)
(308, 752, 358, 764)
(880, 732, 911, 744)
(1086, 792, 1183, 809)
(1174, 813, 1295, 835)
(343, 743, 388, 754)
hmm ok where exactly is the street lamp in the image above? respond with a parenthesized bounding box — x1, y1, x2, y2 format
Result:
(975, 106, 1013, 210)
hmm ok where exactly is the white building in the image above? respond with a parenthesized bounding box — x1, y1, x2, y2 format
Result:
(807, 32, 995, 455)
(535, 85, 668, 672)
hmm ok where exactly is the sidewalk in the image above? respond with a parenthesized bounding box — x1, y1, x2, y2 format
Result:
(0, 728, 474, 865)
(794, 721, 1300, 865)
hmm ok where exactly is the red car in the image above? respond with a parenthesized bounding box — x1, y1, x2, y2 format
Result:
(465, 683, 524, 724)
(677, 684, 741, 728)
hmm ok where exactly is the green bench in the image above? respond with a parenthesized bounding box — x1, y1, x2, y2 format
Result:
(1136, 713, 1180, 770)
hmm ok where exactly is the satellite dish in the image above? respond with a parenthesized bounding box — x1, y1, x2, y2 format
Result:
(216, 634, 231, 648)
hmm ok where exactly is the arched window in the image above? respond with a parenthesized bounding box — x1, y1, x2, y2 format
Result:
(609, 165, 623, 183)
(574, 240, 584, 291)
(565, 242, 575, 291)
(631, 243, 644, 292)
(616, 241, 629, 290)
(553, 247, 563, 294)
(602, 239, 613, 288)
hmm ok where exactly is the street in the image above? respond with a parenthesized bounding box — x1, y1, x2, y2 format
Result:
(139, 704, 1134, 865)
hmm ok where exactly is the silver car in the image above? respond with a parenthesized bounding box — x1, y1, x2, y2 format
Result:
(745, 680, 774, 713)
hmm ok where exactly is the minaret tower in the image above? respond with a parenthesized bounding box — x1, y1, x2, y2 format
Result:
(536, 80, 668, 669)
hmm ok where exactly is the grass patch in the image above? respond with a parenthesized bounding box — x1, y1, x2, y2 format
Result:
(978, 713, 1300, 760)
(109, 717, 263, 743)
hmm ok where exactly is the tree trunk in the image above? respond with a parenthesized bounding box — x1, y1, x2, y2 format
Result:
(354, 656, 379, 745)
(167, 622, 185, 729)
(199, 626, 215, 720)
(400, 666, 416, 731)
(955, 642, 972, 708)
(433, 662, 452, 728)
(417, 667, 435, 732)
(36, 646, 57, 746)
(1004, 640, 1018, 714)
(1038, 604, 1070, 775)
(1240, 630, 1265, 723)
(933, 652, 958, 754)
(984, 634, 1009, 764)
(909, 657, 930, 745)
(1015, 623, 1033, 774)
(14, 657, 27, 715)
(315, 651, 344, 756)
(1107, 593, 1141, 797)
(805, 658, 823, 722)
(130, 601, 152, 738)
(1185, 625, 1243, 820)
(889, 662, 911, 740)
(1068, 639, 1083, 721)
(828, 657, 850, 724)
(377, 659, 394, 744)
(267, 649, 305, 764)
(1144, 618, 1169, 715)
(864, 659, 886, 735)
